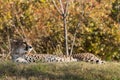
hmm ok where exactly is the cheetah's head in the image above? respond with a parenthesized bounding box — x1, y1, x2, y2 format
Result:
(11, 39, 33, 59)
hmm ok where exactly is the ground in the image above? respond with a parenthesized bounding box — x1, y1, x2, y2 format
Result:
(0, 61, 120, 80)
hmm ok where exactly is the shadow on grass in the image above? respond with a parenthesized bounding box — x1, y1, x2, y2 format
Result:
(0, 62, 85, 80)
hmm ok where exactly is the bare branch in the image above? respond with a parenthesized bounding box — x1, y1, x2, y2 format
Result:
(61, 0, 70, 56)
(70, 1, 85, 56)
(59, 0, 64, 14)
(52, 0, 62, 15)
(64, 0, 69, 17)
(70, 23, 80, 56)
(63, 1, 69, 56)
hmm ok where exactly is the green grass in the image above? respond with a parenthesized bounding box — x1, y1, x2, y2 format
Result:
(0, 61, 120, 80)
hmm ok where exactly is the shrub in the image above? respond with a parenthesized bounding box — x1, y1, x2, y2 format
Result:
(0, 0, 120, 61)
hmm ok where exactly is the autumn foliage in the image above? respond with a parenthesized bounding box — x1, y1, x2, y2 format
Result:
(0, 0, 120, 61)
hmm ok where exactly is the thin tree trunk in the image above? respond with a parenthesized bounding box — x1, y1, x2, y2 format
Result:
(52, 0, 69, 56)
(63, 14, 69, 56)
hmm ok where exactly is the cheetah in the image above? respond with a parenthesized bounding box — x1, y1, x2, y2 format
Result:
(10, 39, 105, 64)
(10, 39, 77, 63)
(72, 53, 105, 64)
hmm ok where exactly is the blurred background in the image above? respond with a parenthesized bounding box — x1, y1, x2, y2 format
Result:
(0, 0, 120, 61)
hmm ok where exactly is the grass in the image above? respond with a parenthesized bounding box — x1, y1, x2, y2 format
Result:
(0, 61, 120, 80)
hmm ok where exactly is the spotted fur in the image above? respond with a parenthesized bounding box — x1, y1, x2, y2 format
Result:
(10, 39, 105, 64)
(72, 53, 105, 64)
(11, 39, 77, 63)
(15, 54, 77, 63)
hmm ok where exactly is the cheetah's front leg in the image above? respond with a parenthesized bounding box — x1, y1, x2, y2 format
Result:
(15, 57, 28, 63)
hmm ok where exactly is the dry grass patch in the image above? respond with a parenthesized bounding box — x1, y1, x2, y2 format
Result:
(0, 61, 120, 80)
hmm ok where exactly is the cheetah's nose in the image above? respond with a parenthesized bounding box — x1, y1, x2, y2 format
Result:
(29, 46, 32, 48)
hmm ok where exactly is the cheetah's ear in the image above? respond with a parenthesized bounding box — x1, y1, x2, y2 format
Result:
(10, 39, 21, 45)
(10, 39, 19, 44)
(10, 39, 18, 46)
(9, 39, 14, 43)
(12, 39, 18, 42)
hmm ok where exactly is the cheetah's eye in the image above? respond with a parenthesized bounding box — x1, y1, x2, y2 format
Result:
(22, 42, 27, 46)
